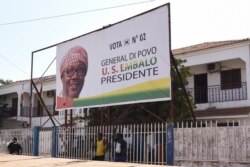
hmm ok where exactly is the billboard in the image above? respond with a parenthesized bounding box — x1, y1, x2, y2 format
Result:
(56, 4, 171, 110)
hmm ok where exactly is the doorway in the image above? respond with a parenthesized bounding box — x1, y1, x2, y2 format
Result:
(11, 98, 18, 116)
(194, 73, 208, 103)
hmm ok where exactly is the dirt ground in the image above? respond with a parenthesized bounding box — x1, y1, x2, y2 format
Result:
(0, 153, 179, 167)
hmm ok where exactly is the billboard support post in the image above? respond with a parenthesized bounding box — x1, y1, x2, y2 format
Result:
(29, 52, 34, 128)
(65, 109, 68, 127)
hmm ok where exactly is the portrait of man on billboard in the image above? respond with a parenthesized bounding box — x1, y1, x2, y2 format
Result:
(59, 46, 88, 99)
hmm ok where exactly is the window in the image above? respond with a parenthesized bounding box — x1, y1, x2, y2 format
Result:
(221, 69, 241, 89)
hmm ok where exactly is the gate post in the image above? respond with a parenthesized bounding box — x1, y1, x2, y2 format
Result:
(33, 126, 40, 156)
(166, 123, 174, 165)
(51, 126, 58, 157)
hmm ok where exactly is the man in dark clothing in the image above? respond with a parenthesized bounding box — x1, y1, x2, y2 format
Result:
(7, 137, 22, 155)
(114, 133, 127, 162)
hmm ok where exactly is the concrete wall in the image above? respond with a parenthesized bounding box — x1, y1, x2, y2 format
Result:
(174, 124, 250, 166)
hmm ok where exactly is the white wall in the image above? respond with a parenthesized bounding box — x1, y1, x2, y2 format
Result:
(0, 77, 57, 127)
(31, 115, 63, 127)
(181, 44, 250, 111)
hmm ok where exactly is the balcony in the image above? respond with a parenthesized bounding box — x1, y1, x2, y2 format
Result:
(187, 82, 247, 104)
(21, 105, 57, 117)
(0, 106, 17, 118)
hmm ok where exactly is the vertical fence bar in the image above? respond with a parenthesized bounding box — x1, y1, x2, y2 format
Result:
(210, 120, 213, 160)
(182, 122, 184, 160)
(85, 126, 88, 160)
(80, 126, 84, 159)
(57, 127, 60, 158)
(146, 123, 149, 164)
(191, 121, 193, 162)
(196, 121, 198, 161)
(33, 126, 40, 156)
(143, 123, 145, 164)
(215, 120, 218, 161)
(132, 124, 135, 163)
(108, 125, 112, 161)
(205, 120, 208, 161)
(233, 120, 236, 162)
(201, 120, 203, 161)
(136, 124, 138, 163)
(227, 120, 229, 161)
(139, 124, 143, 163)
(51, 126, 58, 157)
(150, 123, 153, 164)
(153, 123, 155, 164)
(161, 123, 164, 165)
(167, 123, 174, 165)
(244, 120, 247, 162)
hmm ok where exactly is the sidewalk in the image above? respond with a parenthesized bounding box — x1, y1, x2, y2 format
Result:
(0, 153, 179, 167)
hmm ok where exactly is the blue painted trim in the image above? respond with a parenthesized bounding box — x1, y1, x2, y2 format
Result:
(167, 123, 174, 165)
(51, 126, 58, 157)
(33, 126, 40, 156)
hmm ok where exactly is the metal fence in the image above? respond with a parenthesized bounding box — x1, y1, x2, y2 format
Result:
(54, 123, 167, 165)
(0, 123, 167, 165)
(4, 121, 250, 165)
(39, 128, 52, 157)
(174, 121, 250, 163)
(0, 128, 33, 155)
(187, 82, 247, 103)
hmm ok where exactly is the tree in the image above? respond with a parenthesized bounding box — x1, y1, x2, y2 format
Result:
(0, 102, 8, 128)
(170, 58, 194, 123)
(0, 78, 13, 86)
(84, 58, 194, 125)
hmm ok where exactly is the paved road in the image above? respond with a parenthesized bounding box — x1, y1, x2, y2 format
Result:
(0, 153, 179, 167)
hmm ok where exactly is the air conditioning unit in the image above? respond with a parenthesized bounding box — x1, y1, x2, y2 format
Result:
(22, 122, 29, 128)
(207, 63, 216, 71)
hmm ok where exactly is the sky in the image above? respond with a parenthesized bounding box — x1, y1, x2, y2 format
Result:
(0, 0, 250, 81)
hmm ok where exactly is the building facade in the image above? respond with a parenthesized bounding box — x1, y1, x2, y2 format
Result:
(173, 38, 250, 125)
(0, 76, 61, 128)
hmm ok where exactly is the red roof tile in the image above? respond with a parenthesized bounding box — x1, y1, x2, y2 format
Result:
(172, 38, 250, 55)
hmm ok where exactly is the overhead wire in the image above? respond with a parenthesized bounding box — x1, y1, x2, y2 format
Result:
(0, 54, 30, 76)
(0, 0, 155, 26)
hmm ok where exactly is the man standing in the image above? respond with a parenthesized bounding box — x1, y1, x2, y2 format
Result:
(92, 133, 106, 161)
(7, 137, 22, 155)
(114, 133, 127, 162)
